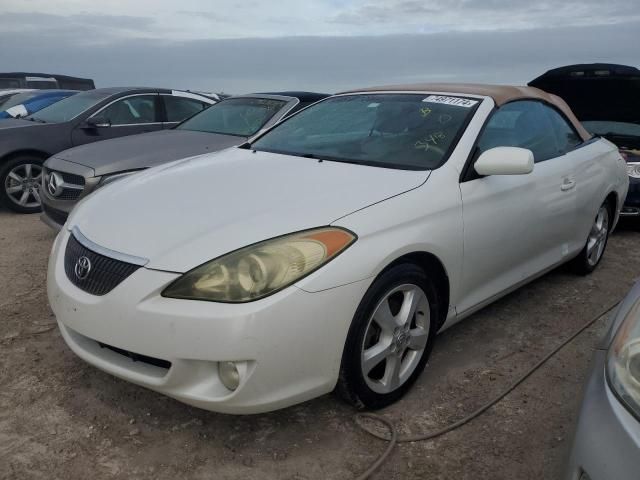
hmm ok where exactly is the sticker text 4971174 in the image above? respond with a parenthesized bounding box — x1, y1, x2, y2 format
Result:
(422, 95, 478, 108)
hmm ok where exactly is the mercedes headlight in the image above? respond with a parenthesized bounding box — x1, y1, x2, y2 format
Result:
(162, 227, 356, 303)
(607, 298, 640, 417)
(626, 162, 640, 179)
(97, 170, 142, 189)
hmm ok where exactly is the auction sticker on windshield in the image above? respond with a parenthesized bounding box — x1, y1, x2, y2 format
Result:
(423, 95, 478, 108)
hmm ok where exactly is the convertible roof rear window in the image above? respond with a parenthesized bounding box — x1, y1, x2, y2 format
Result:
(251, 93, 479, 170)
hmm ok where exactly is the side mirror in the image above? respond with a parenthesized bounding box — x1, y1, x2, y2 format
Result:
(474, 146, 534, 176)
(85, 116, 111, 128)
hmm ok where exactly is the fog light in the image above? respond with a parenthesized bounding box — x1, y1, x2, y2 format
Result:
(218, 361, 240, 391)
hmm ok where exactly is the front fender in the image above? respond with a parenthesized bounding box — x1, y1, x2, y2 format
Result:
(295, 167, 463, 308)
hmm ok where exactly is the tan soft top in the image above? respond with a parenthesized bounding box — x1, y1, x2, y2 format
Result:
(339, 83, 591, 141)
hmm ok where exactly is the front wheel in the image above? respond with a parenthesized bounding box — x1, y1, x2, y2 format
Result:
(0, 156, 44, 213)
(336, 263, 440, 409)
(570, 202, 611, 275)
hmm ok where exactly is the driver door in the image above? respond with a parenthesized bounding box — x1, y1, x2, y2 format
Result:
(457, 100, 577, 314)
(71, 94, 163, 146)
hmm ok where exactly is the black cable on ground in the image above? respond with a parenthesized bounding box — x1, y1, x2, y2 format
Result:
(353, 301, 621, 480)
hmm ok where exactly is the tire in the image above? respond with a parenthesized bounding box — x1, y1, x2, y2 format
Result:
(570, 201, 612, 275)
(0, 155, 44, 214)
(336, 263, 440, 410)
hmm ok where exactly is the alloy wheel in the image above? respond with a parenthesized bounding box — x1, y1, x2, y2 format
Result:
(360, 284, 431, 394)
(586, 205, 609, 267)
(4, 163, 42, 209)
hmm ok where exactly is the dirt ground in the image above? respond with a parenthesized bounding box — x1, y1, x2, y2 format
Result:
(1, 209, 639, 480)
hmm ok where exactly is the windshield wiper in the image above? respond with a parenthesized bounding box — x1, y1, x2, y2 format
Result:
(253, 148, 374, 166)
(252, 147, 424, 170)
(300, 153, 372, 166)
(300, 153, 326, 160)
(24, 117, 46, 123)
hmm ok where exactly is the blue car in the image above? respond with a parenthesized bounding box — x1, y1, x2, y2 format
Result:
(0, 89, 77, 119)
(530, 63, 640, 217)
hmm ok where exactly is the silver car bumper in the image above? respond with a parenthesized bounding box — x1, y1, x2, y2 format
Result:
(40, 157, 99, 230)
(565, 348, 640, 479)
(40, 211, 63, 231)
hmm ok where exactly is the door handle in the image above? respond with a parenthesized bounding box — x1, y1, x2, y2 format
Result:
(561, 179, 576, 191)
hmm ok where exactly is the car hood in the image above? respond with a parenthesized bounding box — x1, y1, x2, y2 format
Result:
(0, 118, 41, 130)
(54, 129, 245, 176)
(528, 64, 640, 124)
(69, 148, 430, 272)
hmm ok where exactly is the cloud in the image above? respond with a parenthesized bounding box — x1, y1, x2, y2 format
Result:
(0, 12, 158, 42)
(177, 10, 227, 22)
(331, 0, 640, 32)
(0, 18, 638, 95)
(3, 0, 639, 40)
(0, 1, 342, 39)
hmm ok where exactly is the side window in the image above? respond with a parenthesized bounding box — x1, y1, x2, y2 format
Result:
(164, 96, 208, 122)
(99, 95, 158, 125)
(477, 100, 561, 163)
(0, 79, 21, 88)
(26, 80, 58, 89)
(542, 105, 582, 154)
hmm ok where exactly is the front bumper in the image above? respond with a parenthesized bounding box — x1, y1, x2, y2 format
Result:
(40, 206, 66, 231)
(48, 229, 369, 414)
(40, 158, 98, 230)
(565, 349, 640, 480)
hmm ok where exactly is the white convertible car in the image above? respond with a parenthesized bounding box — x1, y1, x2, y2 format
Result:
(48, 84, 629, 413)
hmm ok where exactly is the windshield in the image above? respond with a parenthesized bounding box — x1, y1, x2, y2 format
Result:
(177, 97, 286, 137)
(29, 90, 110, 123)
(251, 94, 479, 170)
(0, 92, 41, 111)
(0, 92, 21, 111)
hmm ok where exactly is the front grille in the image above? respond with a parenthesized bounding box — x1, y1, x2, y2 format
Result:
(64, 234, 140, 296)
(42, 203, 68, 226)
(98, 342, 171, 370)
(57, 188, 83, 201)
(60, 171, 85, 186)
(44, 167, 85, 201)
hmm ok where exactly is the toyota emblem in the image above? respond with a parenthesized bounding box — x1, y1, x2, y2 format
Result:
(74, 256, 92, 280)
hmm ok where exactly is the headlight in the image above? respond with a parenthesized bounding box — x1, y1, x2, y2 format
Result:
(97, 170, 142, 189)
(607, 298, 640, 418)
(162, 227, 356, 302)
(626, 162, 640, 179)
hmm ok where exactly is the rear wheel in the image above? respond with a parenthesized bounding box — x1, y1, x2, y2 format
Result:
(336, 263, 440, 409)
(570, 202, 611, 275)
(0, 156, 44, 213)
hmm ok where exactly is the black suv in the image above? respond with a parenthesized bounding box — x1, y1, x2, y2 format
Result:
(0, 87, 215, 213)
(0, 73, 95, 90)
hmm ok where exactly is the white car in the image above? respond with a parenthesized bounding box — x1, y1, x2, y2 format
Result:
(48, 84, 629, 414)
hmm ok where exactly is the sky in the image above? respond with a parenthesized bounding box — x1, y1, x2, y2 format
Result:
(0, 0, 639, 94)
